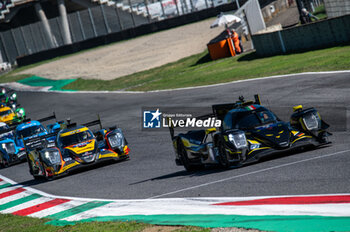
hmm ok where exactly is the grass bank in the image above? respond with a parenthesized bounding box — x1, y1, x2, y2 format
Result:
(1, 44, 350, 92)
(0, 214, 210, 232)
(63, 45, 350, 91)
(313, 4, 327, 20)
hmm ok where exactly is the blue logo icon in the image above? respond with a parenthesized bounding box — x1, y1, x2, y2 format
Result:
(143, 109, 162, 128)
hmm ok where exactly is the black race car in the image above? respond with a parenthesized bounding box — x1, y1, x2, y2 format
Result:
(170, 95, 331, 171)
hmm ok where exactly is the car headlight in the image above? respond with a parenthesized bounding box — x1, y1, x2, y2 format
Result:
(43, 150, 61, 165)
(10, 93, 17, 101)
(302, 113, 319, 131)
(228, 132, 247, 149)
(17, 109, 24, 117)
(108, 132, 125, 150)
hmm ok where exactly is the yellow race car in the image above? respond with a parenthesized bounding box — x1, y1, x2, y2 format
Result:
(0, 104, 26, 125)
(25, 118, 129, 180)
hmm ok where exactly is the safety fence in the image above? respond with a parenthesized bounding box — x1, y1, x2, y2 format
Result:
(252, 14, 350, 56)
(0, 0, 248, 64)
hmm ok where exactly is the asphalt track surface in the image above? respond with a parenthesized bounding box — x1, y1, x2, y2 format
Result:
(1, 72, 350, 200)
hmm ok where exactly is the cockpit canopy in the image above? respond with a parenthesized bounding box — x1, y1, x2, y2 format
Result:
(58, 127, 94, 148)
(223, 105, 278, 130)
(16, 124, 46, 138)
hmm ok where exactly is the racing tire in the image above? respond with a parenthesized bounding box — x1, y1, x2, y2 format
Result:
(218, 140, 231, 169)
(27, 159, 41, 180)
(44, 169, 55, 181)
(0, 152, 9, 168)
(177, 140, 202, 172)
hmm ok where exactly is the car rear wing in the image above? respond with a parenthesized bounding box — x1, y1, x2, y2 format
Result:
(6, 113, 57, 130)
(212, 103, 239, 121)
(82, 115, 103, 130)
(7, 118, 31, 130)
(38, 112, 57, 123)
(212, 94, 261, 120)
(23, 132, 57, 152)
(167, 112, 216, 140)
(168, 94, 261, 139)
(64, 115, 103, 131)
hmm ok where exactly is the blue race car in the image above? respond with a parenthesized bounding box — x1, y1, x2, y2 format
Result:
(15, 113, 62, 149)
(0, 122, 26, 167)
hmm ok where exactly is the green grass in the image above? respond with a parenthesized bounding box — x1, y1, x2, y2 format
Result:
(312, 4, 327, 20)
(0, 214, 210, 232)
(2, 44, 350, 92)
(62, 44, 350, 91)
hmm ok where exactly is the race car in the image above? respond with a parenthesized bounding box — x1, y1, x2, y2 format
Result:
(0, 122, 26, 168)
(14, 113, 59, 149)
(0, 104, 26, 125)
(0, 87, 18, 110)
(25, 117, 130, 180)
(0, 113, 59, 168)
(170, 95, 332, 171)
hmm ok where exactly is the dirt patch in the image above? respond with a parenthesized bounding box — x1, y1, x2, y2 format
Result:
(142, 225, 181, 232)
(20, 18, 223, 81)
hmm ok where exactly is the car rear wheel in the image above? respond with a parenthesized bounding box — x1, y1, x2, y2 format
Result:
(177, 140, 202, 172)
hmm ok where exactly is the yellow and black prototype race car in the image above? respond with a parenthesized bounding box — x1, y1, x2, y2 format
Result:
(25, 118, 130, 180)
(170, 95, 332, 171)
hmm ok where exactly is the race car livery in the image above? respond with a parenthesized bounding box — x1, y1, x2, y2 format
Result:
(170, 95, 332, 171)
(15, 113, 59, 149)
(25, 118, 130, 180)
(0, 104, 26, 125)
(0, 122, 26, 167)
(0, 87, 18, 110)
(0, 113, 59, 167)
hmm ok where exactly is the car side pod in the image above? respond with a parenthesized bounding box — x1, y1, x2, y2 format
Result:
(290, 105, 332, 144)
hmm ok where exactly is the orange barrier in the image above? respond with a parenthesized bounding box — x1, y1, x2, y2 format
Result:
(207, 38, 235, 60)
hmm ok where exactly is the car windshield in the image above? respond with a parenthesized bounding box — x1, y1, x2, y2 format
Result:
(0, 110, 12, 116)
(60, 131, 93, 147)
(0, 125, 11, 140)
(17, 125, 46, 138)
(0, 125, 9, 132)
(233, 110, 277, 130)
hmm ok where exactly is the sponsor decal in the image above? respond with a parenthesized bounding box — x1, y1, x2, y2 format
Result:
(143, 109, 162, 128)
(245, 105, 256, 111)
(163, 117, 221, 128)
(142, 107, 221, 130)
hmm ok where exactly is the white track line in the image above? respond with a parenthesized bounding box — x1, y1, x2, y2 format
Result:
(0, 149, 349, 202)
(0, 192, 32, 205)
(2, 70, 350, 94)
(29, 201, 87, 218)
(149, 149, 350, 199)
(1, 197, 48, 214)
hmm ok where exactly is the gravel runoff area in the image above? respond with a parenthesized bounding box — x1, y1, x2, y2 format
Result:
(20, 18, 223, 81)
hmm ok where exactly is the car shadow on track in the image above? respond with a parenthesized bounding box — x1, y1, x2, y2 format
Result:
(10, 159, 129, 187)
(129, 167, 228, 185)
(130, 145, 331, 186)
